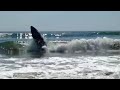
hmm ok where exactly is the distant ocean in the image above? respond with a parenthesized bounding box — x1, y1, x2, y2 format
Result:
(0, 31, 120, 79)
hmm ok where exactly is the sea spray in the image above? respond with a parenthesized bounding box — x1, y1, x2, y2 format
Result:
(47, 37, 120, 54)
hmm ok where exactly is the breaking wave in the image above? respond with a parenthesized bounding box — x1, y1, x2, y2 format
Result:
(47, 37, 120, 54)
(1, 37, 120, 56)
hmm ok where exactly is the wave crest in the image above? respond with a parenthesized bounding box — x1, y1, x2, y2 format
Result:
(47, 37, 120, 53)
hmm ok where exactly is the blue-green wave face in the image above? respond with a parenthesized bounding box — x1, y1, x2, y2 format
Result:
(0, 41, 25, 56)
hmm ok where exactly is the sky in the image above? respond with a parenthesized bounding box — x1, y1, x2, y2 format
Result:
(0, 11, 120, 31)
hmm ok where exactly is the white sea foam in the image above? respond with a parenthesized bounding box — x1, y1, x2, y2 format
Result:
(0, 55, 120, 79)
(47, 37, 120, 54)
(1, 37, 120, 79)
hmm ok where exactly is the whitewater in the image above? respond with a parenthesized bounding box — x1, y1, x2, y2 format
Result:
(0, 31, 120, 79)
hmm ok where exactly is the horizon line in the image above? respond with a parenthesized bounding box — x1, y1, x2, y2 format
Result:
(0, 30, 120, 33)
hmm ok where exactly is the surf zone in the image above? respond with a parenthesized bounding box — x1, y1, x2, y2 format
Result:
(1, 26, 120, 57)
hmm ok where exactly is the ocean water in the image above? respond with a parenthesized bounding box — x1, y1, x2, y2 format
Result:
(0, 31, 120, 79)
